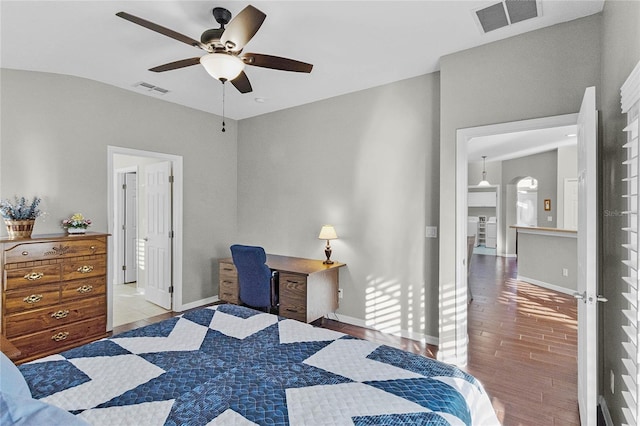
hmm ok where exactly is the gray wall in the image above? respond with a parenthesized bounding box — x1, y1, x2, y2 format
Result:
(238, 73, 441, 340)
(0, 69, 238, 304)
(439, 13, 601, 350)
(502, 150, 558, 229)
(502, 150, 558, 253)
(600, 1, 640, 424)
(517, 231, 577, 291)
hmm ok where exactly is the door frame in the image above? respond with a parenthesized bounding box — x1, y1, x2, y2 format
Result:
(114, 166, 138, 287)
(107, 146, 184, 331)
(445, 113, 578, 365)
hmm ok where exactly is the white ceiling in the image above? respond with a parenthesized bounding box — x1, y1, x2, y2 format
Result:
(0, 1, 604, 120)
(467, 124, 577, 163)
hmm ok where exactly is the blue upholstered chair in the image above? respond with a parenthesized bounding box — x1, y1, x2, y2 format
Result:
(230, 244, 278, 312)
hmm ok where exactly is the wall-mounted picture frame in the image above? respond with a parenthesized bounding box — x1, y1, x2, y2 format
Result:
(544, 199, 551, 211)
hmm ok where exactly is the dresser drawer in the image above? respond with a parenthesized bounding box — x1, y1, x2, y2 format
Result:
(4, 284, 60, 314)
(4, 238, 107, 264)
(4, 264, 61, 291)
(10, 316, 106, 361)
(62, 257, 106, 281)
(279, 273, 307, 322)
(60, 277, 106, 302)
(3, 296, 106, 338)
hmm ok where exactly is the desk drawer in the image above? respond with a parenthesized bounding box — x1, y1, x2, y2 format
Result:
(219, 279, 238, 304)
(4, 284, 60, 314)
(4, 238, 106, 264)
(4, 264, 61, 290)
(219, 262, 238, 304)
(4, 296, 106, 338)
(279, 273, 307, 322)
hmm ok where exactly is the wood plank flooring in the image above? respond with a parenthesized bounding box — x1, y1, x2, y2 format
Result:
(111, 254, 578, 425)
(465, 254, 579, 426)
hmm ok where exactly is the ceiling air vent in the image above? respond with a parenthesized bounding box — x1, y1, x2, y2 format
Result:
(474, 0, 540, 33)
(133, 81, 170, 96)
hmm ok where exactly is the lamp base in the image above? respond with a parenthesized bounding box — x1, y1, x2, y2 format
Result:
(323, 245, 334, 264)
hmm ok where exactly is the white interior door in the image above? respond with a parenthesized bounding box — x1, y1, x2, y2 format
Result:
(144, 161, 172, 310)
(576, 86, 599, 425)
(124, 173, 138, 283)
(564, 178, 579, 230)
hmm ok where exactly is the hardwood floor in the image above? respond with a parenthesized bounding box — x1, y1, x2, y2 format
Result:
(465, 254, 579, 426)
(111, 254, 578, 425)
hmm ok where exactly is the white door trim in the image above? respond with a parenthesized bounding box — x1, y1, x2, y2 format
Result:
(107, 146, 184, 331)
(445, 113, 578, 365)
(114, 166, 137, 287)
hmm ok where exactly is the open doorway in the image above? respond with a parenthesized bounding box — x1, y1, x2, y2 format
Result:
(447, 113, 579, 364)
(107, 146, 184, 331)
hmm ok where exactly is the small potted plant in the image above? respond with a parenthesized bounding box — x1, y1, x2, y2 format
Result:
(0, 196, 42, 239)
(62, 213, 92, 234)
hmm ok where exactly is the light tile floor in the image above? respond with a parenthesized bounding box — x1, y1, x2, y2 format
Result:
(113, 283, 171, 327)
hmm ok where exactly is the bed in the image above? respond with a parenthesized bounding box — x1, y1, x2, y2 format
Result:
(5, 304, 499, 425)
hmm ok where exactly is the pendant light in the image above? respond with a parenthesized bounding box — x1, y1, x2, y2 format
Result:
(478, 155, 491, 187)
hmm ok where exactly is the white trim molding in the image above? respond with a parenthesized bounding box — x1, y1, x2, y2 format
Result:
(107, 146, 184, 331)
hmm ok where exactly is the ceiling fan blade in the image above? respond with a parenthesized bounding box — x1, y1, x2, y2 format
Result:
(149, 57, 202, 72)
(116, 11, 207, 50)
(231, 71, 253, 94)
(242, 53, 313, 73)
(220, 6, 266, 52)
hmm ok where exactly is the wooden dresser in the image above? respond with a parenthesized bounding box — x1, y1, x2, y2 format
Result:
(219, 254, 345, 323)
(1, 233, 109, 363)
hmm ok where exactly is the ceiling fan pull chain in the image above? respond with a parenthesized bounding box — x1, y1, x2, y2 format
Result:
(221, 81, 226, 133)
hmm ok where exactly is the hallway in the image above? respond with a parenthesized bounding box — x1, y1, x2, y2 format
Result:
(113, 283, 171, 328)
(465, 254, 579, 425)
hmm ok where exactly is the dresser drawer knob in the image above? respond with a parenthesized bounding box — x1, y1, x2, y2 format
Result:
(23, 272, 44, 281)
(51, 331, 70, 342)
(22, 251, 29, 256)
(51, 309, 70, 320)
(90, 245, 96, 251)
(77, 265, 94, 274)
(23, 294, 43, 304)
(76, 285, 94, 294)
(285, 308, 298, 313)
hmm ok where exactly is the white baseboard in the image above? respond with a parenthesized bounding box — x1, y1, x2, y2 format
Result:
(326, 312, 439, 346)
(517, 275, 575, 296)
(177, 296, 219, 312)
(599, 395, 613, 426)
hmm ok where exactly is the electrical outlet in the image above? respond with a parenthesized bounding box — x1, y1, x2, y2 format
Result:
(425, 226, 438, 238)
(338, 288, 343, 299)
(562, 268, 569, 277)
(611, 370, 615, 394)
(547, 216, 553, 222)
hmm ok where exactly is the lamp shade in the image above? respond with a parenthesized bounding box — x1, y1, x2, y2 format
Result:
(200, 53, 245, 81)
(318, 225, 338, 240)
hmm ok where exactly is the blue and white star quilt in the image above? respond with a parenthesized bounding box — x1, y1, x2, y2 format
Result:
(19, 305, 499, 425)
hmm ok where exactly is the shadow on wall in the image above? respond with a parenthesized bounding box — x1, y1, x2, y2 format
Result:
(364, 274, 426, 338)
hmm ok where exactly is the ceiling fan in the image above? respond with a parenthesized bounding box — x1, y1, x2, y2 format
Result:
(116, 5, 313, 94)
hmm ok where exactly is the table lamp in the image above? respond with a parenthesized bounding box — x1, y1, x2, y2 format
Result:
(318, 225, 338, 264)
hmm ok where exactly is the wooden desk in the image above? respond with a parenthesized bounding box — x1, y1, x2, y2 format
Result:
(219, 254, 346, 323)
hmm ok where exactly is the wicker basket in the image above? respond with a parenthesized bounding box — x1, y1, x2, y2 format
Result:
(4, 219, 35, 239)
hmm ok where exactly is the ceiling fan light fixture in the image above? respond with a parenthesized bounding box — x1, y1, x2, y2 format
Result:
(200, 53, 245, 82)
